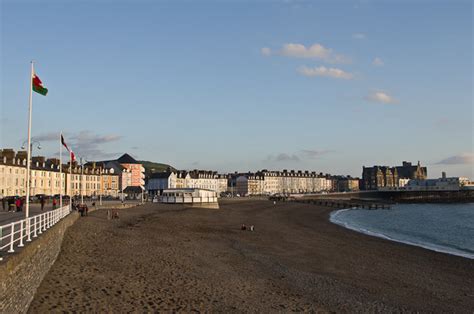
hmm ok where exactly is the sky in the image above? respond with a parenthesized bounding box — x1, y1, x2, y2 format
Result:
(1, 0, 472, 178)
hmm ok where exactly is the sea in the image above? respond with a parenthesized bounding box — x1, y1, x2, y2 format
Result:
(330, 203, 474, 259)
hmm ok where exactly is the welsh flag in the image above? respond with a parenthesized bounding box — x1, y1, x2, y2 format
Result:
(61, 134, 70, 152)
(32, 73, 48, 96)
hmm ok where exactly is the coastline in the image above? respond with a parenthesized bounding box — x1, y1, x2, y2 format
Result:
(29, 199, 474, 312)
(329, 207, 474, 260)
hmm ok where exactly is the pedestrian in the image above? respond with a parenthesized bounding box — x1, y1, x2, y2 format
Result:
(2, 197, 7, 211)
(40, 197, 45, 211)
(52, 198, 57, 210)
(15, 198, 21, 212)
(8, 198, 14, 212)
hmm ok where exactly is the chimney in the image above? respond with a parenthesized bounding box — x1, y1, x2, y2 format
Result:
(442, 172, 446, 179)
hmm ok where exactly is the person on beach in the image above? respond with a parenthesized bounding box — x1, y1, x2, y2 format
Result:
(241, 224, 246, 230)
(40, 197, 45, 211)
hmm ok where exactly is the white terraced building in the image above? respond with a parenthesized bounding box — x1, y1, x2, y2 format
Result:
(146, 170, 228, 196)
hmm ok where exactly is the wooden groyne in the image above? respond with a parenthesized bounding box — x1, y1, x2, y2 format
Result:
(293, 198, 392, 210)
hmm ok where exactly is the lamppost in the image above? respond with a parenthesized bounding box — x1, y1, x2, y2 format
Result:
(121, 169, 126, 203)
(21, 140, 41, 197)
(78, 157, 86, 205)
(99, 166, 103, 206)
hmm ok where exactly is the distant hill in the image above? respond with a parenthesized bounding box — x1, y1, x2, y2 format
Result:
(139, 160, 176, 178)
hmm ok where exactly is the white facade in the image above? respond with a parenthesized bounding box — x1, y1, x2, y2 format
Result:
(147, 171, 228, 195)
(160, 188, 218, 204)
(404, 177, 471, 191)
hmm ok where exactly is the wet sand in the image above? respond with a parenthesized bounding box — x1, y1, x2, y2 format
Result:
(29, 199, 474, 312)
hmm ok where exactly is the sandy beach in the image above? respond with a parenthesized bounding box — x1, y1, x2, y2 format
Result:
(29, 199, 474, 312)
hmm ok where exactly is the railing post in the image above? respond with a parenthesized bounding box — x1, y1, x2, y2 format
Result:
(42, 213, 46, 231)
(33, 216, 38, 237)
(26, 218, 31, 242)
(8, 223, 15, 253)
(18, 220, 24, 247)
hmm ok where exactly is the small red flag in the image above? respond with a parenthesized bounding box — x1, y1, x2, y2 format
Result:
(70, 151, 76, 162)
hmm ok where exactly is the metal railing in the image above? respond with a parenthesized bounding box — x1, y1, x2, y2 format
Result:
(0, 205, 71, 261)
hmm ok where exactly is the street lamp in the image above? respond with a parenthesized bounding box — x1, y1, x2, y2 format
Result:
(21, 140, 41, 197)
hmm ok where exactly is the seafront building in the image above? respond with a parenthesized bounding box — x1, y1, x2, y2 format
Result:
(235, 170, 340, 196)
(0, 149, 126, 198)
(146, 170, 228, 197)
(147, 168, 360, 197)
(402, 172, 474, 191)
(96, 153, 145, 193)
(362, 161, 427, 190)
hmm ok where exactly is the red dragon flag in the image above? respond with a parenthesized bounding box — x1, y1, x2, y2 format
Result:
(32, 72, 48, 96)
(61, 134, 70, 152)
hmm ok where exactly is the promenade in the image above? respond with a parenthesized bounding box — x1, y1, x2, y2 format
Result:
(0, 200, 141, 226)
(29, 199, 474, 312)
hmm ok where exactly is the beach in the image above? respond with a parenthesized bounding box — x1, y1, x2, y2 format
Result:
(29, 199, 474, 312)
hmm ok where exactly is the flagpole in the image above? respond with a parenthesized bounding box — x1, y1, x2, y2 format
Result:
(25, 61, 34, 222)
(59, 132, 63, 208)
(69, 154, 72, 210)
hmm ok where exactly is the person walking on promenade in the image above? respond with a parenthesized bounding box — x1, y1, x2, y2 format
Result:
(15, 198, 21, 212)
(8, 198, 14, 212)
(40, 196, 45, 211)
(2, 197, 7, 211)
(52, 198, 57, 210)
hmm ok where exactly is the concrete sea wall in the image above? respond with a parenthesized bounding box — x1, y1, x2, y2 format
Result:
(0, 212, 79, 313)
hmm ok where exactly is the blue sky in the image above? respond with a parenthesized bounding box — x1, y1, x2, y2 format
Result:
(1, 0, 472, 178)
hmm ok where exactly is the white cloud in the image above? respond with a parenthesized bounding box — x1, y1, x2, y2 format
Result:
(266, 153, 300, 162)
(300, 149, 334, 158)
(436, 153, 474, 165)
(297, 66, 353, 80)
(261, 47, 272, 56)
(279, 43, 351, 63)
(352, 33, 366, 40)
(366, 91, 397, 104)
(372, 57, 384, 66)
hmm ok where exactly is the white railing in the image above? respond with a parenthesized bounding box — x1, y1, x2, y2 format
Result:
(0, 205, 71, 261)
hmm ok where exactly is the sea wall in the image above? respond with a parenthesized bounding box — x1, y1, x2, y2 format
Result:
(0, 212, 79, 313)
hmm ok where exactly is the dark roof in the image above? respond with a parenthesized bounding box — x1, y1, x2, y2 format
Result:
(124, 186, 143, 193)
(149, 172, 173, 179)
(117, 153, 139, 164)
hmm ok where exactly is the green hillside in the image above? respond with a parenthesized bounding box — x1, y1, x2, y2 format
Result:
(139, 160, 176, 177)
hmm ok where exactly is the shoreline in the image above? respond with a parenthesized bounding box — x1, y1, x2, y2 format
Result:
(29, 199, 474, 312)
(329, 207, 474, 260)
